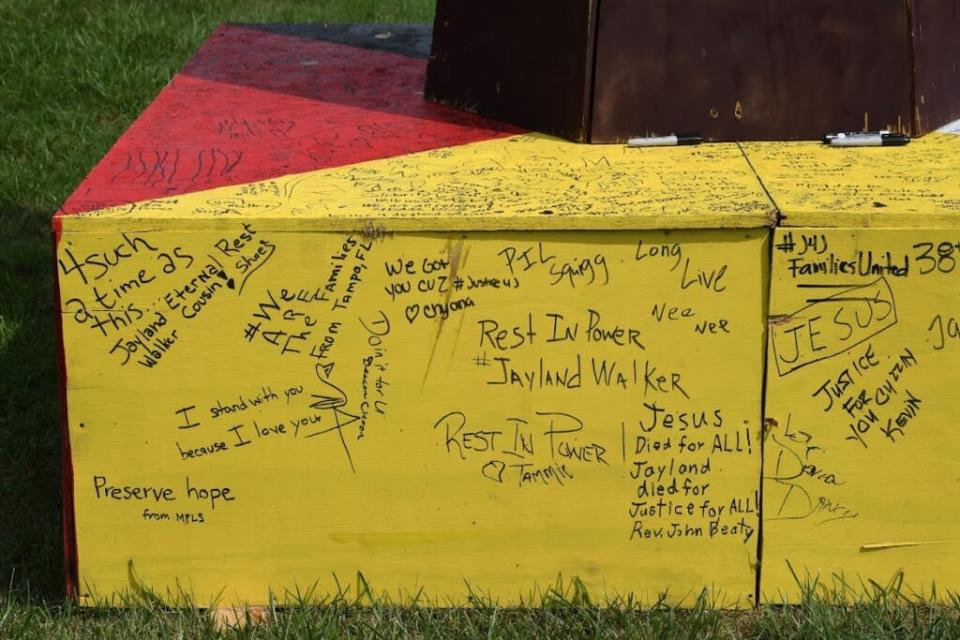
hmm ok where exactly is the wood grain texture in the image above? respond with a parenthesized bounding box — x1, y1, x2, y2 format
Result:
(427, 0, 960, 142)
(425, 0, 598, 142)
(592, 0, 911, 142)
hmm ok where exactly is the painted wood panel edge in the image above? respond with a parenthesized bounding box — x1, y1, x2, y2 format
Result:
(778, 211, 960, 230)
(53, 228, 80, 600)
(755, 228, 774, 606)
(55, 213, 776, 234)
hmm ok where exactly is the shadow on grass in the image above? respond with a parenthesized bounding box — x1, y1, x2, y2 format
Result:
(0, 205, 64, 600)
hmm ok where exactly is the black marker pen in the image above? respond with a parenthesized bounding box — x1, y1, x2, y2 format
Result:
(627, 134, 704, 148)
(822, 132, 910, 147)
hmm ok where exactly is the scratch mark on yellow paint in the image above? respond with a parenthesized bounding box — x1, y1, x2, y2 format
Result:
(447, 243, 472, 363)
(859, 542, 946, 553)
(420, 238, 467, 389)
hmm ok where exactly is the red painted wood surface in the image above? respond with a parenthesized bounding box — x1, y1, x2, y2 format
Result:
(58, 25, 520, 217)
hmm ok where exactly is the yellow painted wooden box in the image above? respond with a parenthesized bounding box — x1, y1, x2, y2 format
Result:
(55, 24, 960, 608)
(746, 130, 960, 602)
(56, 129, 773, 605)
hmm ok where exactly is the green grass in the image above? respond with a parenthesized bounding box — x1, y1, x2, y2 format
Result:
(3, 1, 960, 637)
(4, 580, 960, 639)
